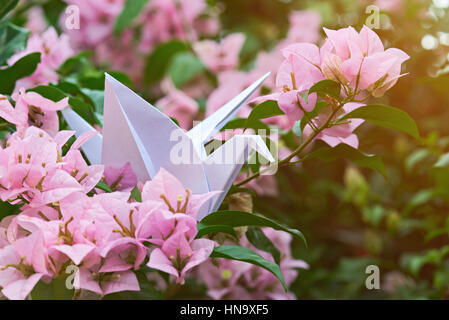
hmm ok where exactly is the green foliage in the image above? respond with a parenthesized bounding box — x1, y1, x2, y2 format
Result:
(0, 52, 40, 94)
(196, 223, 237, 239)
(245, 100, 284, 130)
(307, 79, 341, 102)
(30, 276, 75, 300)
(303, 144, 387, 178)
(169, 52, 205, 88)
(211, 245, 287, 290)
(0, 22, 29, 65)
(114, 0, 150, 35)
(96, 180, 112, 193)
(0, 0, 18, 20)
(340, 104, 420, 139)
(246, 226, 281, 264)
(144, 40, 187, 84)
(200, 210, 307, 246)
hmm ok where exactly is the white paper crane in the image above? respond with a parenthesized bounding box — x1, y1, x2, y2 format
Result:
(61, 73, 274, 219)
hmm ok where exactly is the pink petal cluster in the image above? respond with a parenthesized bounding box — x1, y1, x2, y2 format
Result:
(0, 130, 217, 299)
(250, 26, 408, 146)
(283, 25, 410, 98)
(0, 90, 69, 136)
(7, 27, 74, 90)
(197, 228, 308, 300)
(303, 102, 365, 149)
(193, 33, 246, 73)
(62, 0, 125, 48)
(138, 0, 209, 53)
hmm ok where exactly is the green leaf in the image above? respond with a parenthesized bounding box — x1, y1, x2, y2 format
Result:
(303, 144, 387, 178)
(222, 117, 269, 131)
(144, 40, 187, 84)
(130, 185, 142, 202)
(57, 51, 92, 77)
(200, 210, 307, 246)
(114, 0, 149, 35)
(169, 52, 205, 88)
(307, 79, 341, 102)
(0, 52, 40, 95)
(211, 245, 287, 291)
(30, 276, 74, 300)
(80, 88, 104, 114)
(246, 227, 281, 264)
(0, 0, 18, 20)
(340, 104, 420, 139)
(245, 100, 284, 130)
(0, 22, 29, 65)
(0, 200, 21, 220)
(96, 180, 112, 193)
(196, 222, 237, 239)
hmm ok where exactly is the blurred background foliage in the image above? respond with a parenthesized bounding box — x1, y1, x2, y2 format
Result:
(221, 0, 449, 299)
(2, 0, 449, 299)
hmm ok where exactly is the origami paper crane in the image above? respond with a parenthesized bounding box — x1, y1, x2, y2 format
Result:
(62, 73, 274, 219)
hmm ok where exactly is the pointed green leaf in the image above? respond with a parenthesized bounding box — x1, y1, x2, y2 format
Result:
(0, 22, 29, 65)
(211, 245, 287, 291)
(303, 144, 387, 178)
(0, 52, 40, 95)
(196, 223, 237, 239)
(245, 100, 284, 130)
(114, 0, 150, 35)
(144, 40, 187, 84)
(169, 52, 205, 88)
(246, 226, 281, 264)
(96, 180, 112, 193)
(307, 79, 341, 102)
(200, 210, 307, 246)
(340, 104, 420, 139)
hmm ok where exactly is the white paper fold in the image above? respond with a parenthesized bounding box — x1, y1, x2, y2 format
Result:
(62, 72, 273, 219)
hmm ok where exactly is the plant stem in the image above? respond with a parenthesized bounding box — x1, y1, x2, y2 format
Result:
(234, 100, 346, 188)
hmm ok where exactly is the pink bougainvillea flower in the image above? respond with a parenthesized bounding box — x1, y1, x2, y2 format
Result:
(284, 10, 322, 44)
(61, 149, 104, 194)
(28, 169, 84, 208)
(281, 26, 409, 98)
(0, 127, 82, 204)
(138, 0, 207, 52)
(74, 266, 139, 296)
(103, 162, 138, 192)
(250, 47, 319, 130)
(0, 244, 45, 300)
(140, 168, 218, 220)
(8, 27, 74, 90)
(137, 208, 198, 246)
(147, 232, 215, 284)
(193, 33, 245, 72)
(0, 231, 54, 300)
(6, 88, 69, 136)
(303, 102, 365, 149)
(100, 237, 147, 272)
